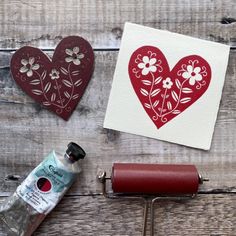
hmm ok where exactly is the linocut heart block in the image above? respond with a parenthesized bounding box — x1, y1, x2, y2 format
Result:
(11, 36, 94, 120)
(104, 23, 230, 150)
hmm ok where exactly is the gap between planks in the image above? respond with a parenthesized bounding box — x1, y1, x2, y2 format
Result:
(0, 46, 236, 52)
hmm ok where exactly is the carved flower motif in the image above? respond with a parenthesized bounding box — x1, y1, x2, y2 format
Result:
(19, 57, 40, 77)
(65, 47, 84, 65)
(49, 69, 60, 80)
(138, 56, 157, 75)
(182, 65, 202, 85)
(162, 77, 173, 89)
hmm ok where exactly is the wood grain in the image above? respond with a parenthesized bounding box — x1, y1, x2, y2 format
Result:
(0, 0, 236, 49)
(0, 1, 235, 235)
(0, 51, 235, 196)
(1, 194, 235, 236)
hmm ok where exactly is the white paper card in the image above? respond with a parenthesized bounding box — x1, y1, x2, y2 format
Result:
(104, 22, 230, 150)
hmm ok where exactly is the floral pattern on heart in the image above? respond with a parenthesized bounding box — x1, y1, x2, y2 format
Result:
(128, 46, 211, 128)
(18, 46, 84, 112)
(11, 36, 94, 120)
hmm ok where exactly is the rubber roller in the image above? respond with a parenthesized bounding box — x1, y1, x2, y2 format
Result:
(111, 163, 200, 195)
(98, 163, 208, 236)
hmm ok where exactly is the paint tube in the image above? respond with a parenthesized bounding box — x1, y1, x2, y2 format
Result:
(0, 142, 86, 236)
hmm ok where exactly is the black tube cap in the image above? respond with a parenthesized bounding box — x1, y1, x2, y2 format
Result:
(66, 142, 86, 162)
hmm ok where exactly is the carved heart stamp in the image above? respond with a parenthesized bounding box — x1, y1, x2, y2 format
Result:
(11, 36, 94, 120)
(128, 46, 211, 128)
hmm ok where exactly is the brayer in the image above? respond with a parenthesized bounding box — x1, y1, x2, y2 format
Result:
(97, 163, 208, 236)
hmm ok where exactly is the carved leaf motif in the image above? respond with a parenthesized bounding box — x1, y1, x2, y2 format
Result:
(72, 94, 80, 100)
(72, 70, 80, 76)
(74, 79, 82, 87)
(44, 82, 51, 93)
(43, 101, 51, 106)
(30, 79, 40, 85)
(41, 71, 47, 80)
(60, 67, 69, 75)
(32, 89, 43, 95)
(51, 93, 56, 102)
(64, 91, 70, 98)
(62, 79, 72, 87)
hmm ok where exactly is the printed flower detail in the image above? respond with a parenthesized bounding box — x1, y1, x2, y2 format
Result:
(19, 57, 40, 77)
(162, 77, 173, 89)
(49, 69, 60, 80)
(138, 56, 157, 75)
(182, 65, 202, 85)
(65, 47, 84, 65)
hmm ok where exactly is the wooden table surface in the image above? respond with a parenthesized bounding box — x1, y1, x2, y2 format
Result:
(0, 1, 236, 235)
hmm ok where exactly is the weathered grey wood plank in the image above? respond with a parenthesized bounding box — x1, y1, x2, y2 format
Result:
(0, 194, 235, 236)
(0, 51, 235, 196)
(0, 0, 236, 49)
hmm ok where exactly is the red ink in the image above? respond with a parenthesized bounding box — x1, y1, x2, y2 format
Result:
(128, 46, 211, 128)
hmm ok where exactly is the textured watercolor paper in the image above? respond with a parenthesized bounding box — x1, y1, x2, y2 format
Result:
(104, 22, 230, 150)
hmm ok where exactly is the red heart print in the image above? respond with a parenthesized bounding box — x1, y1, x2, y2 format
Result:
(128, 46, 211, 128)
(10, 36, 94, 120)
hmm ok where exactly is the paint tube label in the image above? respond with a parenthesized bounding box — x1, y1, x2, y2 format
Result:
(16, 151, 76, 214)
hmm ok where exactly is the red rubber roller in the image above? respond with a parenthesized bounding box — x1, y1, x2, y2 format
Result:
(111, 163, 200, 195)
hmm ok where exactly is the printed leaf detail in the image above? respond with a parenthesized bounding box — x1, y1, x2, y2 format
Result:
(172, 110, 181, 114)
(142, 80, 152, 86)
(151, 89, 161, 97)
(167, 101, 172, 110)
(175, 79, 181, 89)
(154, 76, 162, 84)
(153, 100, 159, 108)
(144, 103, 151, 109)
(62, 79, 73, 88)
(182, 87, 193, 93)
(140, 88, 149, 96)
(128, 45, 211, 129)
(180, 97, 191, 103)
(30, 79, 40, 85)
(32, 89, 43, 95)
(60, 67, 69, 75)
(171, 90, 178, 102)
